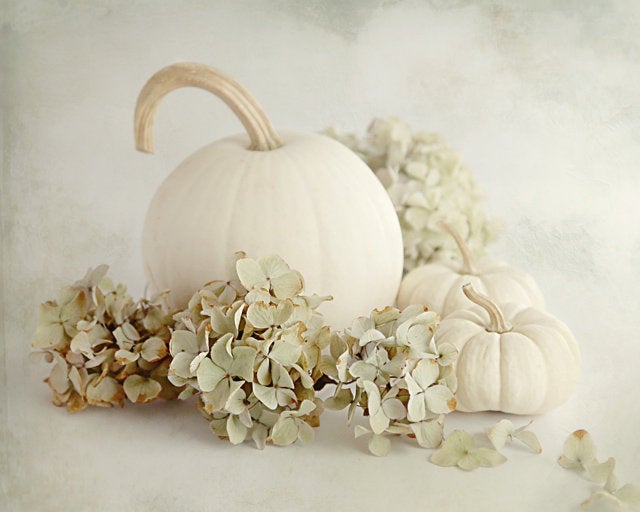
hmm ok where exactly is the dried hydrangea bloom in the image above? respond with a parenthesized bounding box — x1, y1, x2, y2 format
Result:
(326, 118, 501, 272)
(32, 266, 181, 412)
(322, 304, 458, 456)
(169, 254, 334, 449)
(431, 430, 506, 471)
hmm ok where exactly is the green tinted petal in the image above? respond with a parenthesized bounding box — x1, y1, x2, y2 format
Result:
(271, 416, 298, 446)
(236, 258, 268, 290)
(271, 272, 303, 299)
(253, 383, 278, 410)
(230, 346, 257, 381)
(123, 375, 161, 403)
(411, 418, 444, 448)
(368, 434, 391, 457)
(297, 420, 315, 444)
(424, 385, 456, 414)
(196, 358, 226, 392)
(170, 330, 198, 356)
(226, 414, 248, 445)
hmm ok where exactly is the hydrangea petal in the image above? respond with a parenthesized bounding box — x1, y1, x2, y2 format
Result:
(296, 399, 316, 417)
(170, 352, 196, 379)
(412, 359, 439, 389)
(514, 430, 542, 454)
(33, 322, 65, 350)
(252, 424, 268, 450)
(271, 416, 298, 446)
(230, 346, 257, 382)
(46, 354, 70, 394)
(382, 397, 405, 421)
(368, 434, 391, 457)
(585, 457, 615, 484)
(474, 447, 507, 468)
(170, 330, 198, 356)
(407, 393, 426, 423)
(411, 417, 444, 448)
(350, 361, 377, 383)
(253, 383, 278, 410)
(196, 357, 226, 392)
(297, 421, 314, 444)
(236, 258, 268, 290)
(246, 302, 273, 329)
(269, 340, 301, 367)
(226, 414, 248, 445)
(123, 375, 162, 403)
(210, 335, 234, 368)
(487, 419, 513, 451)
(558, 430, 598, 470)
(325, 388, 353, 411)
(259, 254, 290, 278)
(270, 272, 303, 299)
(425, 385, 456, 414)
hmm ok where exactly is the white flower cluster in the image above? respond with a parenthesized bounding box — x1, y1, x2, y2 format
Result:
(327, 118, 501, 272)
(32, 266, 179, 412)
(322, 305, 458, 456)
(168, 253, 334, 449)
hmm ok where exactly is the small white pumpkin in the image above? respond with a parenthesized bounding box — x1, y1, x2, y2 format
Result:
(397, 222, 545, 316)
(135, 63, 403, 327)
(436, 284, 581, 414)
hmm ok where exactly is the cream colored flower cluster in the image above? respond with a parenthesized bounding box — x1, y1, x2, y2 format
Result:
(32, 266, 180, 412)
(327, 118, 501, 272)
(322, 305, 458, 456)
(167, 253, 334, 448)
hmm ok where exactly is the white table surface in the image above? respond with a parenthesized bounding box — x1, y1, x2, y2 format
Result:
(2, 1, 640, 511)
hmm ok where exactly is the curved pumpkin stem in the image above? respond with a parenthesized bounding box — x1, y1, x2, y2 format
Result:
(134, 62, 283, 153)
(438, 221, 477, 275)
(462, 284, 512, 334)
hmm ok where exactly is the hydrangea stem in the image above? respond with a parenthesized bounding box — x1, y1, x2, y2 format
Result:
(462, 284, 512, 333)
(438, 221, 477, 275)
(135, 62, 283, 153)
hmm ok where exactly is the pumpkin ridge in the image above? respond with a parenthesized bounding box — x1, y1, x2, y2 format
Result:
(514, 320, 575, 412)
(284, 145, 324, 294)
(220, 149, 253, 285)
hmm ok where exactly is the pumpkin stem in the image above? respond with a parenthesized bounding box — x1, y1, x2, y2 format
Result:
(438, 221, 477, 275)
(134, 62, 283, 153)
(462, 284, 512, 333)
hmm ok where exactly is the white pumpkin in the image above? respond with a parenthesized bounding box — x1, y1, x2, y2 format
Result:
(135, 63, 403, 327)
(436, 284, 581, 414)
(397, 222, 545, 316)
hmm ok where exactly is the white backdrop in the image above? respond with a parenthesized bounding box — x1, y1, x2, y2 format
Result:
(2, 1, 640, 510)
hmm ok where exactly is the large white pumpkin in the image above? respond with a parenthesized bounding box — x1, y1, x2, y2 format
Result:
(435, 284, 581, 414)
(135, 63, 403, 327)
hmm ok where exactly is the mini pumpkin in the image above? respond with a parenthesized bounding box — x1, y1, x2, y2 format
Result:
(135, 63, 404, 327)
(435, 284, 581, 414)
(397, 222, 545, 316)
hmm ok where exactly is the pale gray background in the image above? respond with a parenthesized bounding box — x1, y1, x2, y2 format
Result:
(2, 1, 639, 510)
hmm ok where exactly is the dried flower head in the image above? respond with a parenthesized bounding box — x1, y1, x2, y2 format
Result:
(32, 265, 180, 412)
(327, 118, 501, 272)
(168, 253, 335, 449)
(431, 430, 506, 471)
(322, 304, 458, 455)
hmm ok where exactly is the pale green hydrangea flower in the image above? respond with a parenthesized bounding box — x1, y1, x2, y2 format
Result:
(169, 254, 334, 449)
(322, 304, 458, 456)
(327, 118, 501, 272)
(31, 266, 179, 412)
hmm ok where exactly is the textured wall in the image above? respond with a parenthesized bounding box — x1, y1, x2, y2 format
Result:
(2, 1, 639, 510)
